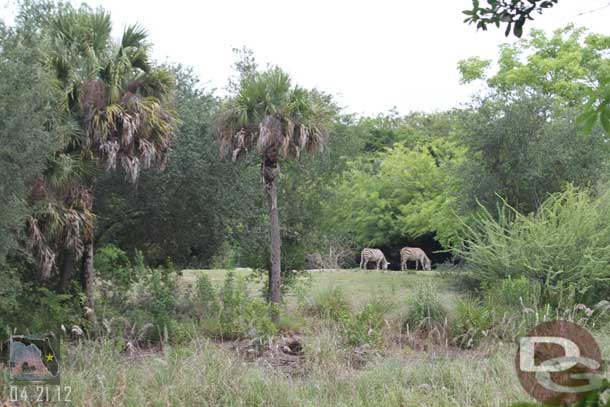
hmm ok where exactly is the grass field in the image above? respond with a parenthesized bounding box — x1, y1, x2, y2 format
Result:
(181, 268, 458, 309)
(2, 269, 609, 406)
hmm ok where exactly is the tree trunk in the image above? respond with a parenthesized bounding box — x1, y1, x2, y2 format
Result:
(82, 236, 95, 309)
(57, 248, 76, 293)
(81, 177, 97, 312)
(262, 153, 281, 321)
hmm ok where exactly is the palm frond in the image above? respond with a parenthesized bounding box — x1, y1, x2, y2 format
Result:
(216, 67, 332, 161)
(121, 24, 148, 50)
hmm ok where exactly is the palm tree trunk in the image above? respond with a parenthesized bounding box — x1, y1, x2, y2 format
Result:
(81, 177, 97, 311)
(57, 248, 76, 293)
(82, 236, 95, 309)
(263, 155, 281, 321)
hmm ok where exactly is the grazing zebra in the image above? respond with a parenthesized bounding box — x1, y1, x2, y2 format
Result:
(360, 248, 390, 270)
(400, 247, 431, 271)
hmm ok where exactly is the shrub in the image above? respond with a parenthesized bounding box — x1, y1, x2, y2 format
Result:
(342, 300, 387, 347)
(453, 186, 610, 306)
(403, 283, 447, 333)
(483, 275, 541, 312)
(136, 261, 179, 342)
(451, 297, 494, 348)
(95, 244, 134, 290)
(208, 271, 277, 340)
(194, 273, 219, 318)
(301, 287, 351, 321)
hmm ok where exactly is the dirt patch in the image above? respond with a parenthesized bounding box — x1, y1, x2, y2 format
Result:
(227, 332, 307, 376)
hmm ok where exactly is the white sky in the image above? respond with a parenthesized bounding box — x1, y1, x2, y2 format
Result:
(3, 0, 610, 115)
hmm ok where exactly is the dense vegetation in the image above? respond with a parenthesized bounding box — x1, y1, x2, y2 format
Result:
(1, 2, 610, 405)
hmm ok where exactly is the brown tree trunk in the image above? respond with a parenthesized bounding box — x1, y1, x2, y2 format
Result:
(57, 248, 76, 293)
(81, 177, 97, 312)
(82, 236, 95, 309)
(262, 152, 281, 321)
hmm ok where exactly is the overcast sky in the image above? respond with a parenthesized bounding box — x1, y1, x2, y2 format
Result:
(3, 0, 610, 115)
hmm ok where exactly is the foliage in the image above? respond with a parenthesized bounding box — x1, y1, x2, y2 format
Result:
(403, 283, 448, 333)
(0, 280, 83, 344)
(136, 261, 179, 341)
(94, 66, 256, 266)
(327, 141, 465, 248)
(463, 0, 559, 37)
(214, 271, 277, 339)
(459, 25, 610, 103)
(454, 186, 610, 306)
(194, 273, 219, 317)
(95, 244, 134, 290)
(300, 286, 351, 322)
(342, 298, 390, 347)
(0, 5, 62, 262)
(217, 61, 335, 309)
(217, 66, 334, 162)
(18, 2, 179, 294)
(483, 275, 541, 311)
(451, 297, 494, 348)
(459, 91, 610, 214)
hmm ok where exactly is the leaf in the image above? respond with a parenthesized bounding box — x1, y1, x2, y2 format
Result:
(600, 107, 610, 135)
(577, 109, 598, 135)
(513, 20, 524, 38)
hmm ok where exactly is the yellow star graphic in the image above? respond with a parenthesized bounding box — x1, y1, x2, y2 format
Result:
(46, 353, 54, 362)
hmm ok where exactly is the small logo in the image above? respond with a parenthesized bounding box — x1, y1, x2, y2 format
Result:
(515, 320, 603, 405)
(9, 335, 60, 385)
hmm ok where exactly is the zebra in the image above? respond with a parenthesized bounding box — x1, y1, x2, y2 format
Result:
(360, 248, 390, 270)
(400, 247, 431, 271)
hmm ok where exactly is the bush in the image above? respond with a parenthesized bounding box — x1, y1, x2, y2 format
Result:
(451, 297, 494, 348)
(403, 283, 447, 333)
(301, 287, 351, 321)
(2, 282, 83, 343)
(483, 275, 541, 312)
(342, 299, 389, 347)
(454, 186, 610, 306)
(95, 244, 134, 289)
(205, 271, 277, 340)
(136, 261, 179, 342)
(194, 273, 219, 318)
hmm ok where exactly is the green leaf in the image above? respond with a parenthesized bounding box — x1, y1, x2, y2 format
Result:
(600, 107, 610, 134)
(578, 110, 598, 135)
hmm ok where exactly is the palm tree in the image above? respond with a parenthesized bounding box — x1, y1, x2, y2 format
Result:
(217, 67, 332, 317)
(27, 6, 178, 310)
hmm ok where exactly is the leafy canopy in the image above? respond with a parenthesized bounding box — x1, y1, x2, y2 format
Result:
(326, 141, 465, 248)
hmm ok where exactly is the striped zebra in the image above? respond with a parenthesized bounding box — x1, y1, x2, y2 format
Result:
(360, 248, 390, 270)
(400, 247, 431, 271)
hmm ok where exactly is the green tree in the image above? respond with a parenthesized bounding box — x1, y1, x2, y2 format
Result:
(459, 25, 610, 103)
(94, 66, 262, 267)
(216, 67, 332, 315)
(326, 140, 465, 248)
(459, 24, 610, 135)
(0, 2, 64, 328)
(459, 91, 610, 213)
(26, 5, 178, 309)
(0, 9, 62, 262)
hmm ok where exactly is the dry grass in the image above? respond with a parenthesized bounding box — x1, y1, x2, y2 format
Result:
(2, 269, 608, 406)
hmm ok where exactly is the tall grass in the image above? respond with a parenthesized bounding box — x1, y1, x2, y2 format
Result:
(0, 335, 538, 406)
